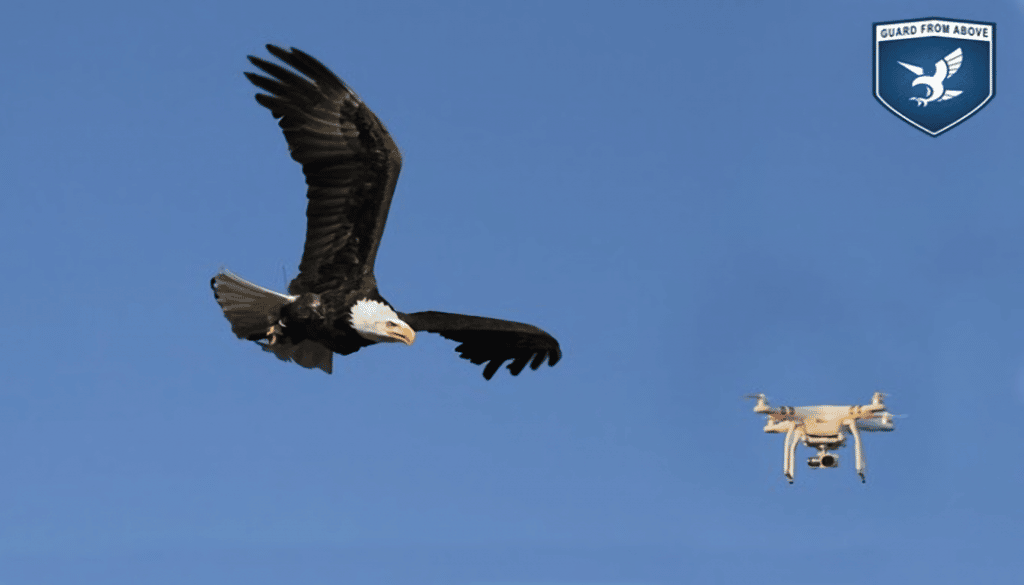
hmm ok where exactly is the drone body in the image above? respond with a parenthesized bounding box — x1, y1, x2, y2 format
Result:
(749, 392, 895, 483)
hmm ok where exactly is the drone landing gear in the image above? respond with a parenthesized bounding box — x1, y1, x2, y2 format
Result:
(845, 419, 867, 483)
(783, 426, 804, 484)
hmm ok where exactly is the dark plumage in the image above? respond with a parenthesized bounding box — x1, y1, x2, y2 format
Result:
(211, 45, 561, 379)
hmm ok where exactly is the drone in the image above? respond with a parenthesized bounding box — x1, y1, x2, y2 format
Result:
(748, 392, 895, 483)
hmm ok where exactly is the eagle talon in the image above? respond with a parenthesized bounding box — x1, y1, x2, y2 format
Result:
(266, 321, 284, 345)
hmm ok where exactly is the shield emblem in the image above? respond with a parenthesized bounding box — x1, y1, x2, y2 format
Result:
(874, 18, 995, 136)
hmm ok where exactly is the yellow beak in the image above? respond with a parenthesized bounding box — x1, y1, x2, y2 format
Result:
(389, 321, 416, 346)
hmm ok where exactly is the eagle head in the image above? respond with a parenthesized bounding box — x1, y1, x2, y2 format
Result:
(349, 299, 416, 345)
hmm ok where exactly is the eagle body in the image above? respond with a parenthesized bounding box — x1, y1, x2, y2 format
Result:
(897, 47, 964, 107)
(211, 45, 561, 379)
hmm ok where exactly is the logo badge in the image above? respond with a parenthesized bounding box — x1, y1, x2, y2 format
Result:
(874, 18, 995, 136)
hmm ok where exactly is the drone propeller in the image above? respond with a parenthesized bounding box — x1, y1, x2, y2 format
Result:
(744, 393, 778, 415)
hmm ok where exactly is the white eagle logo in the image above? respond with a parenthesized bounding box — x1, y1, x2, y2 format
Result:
(897, 48, 963, 107)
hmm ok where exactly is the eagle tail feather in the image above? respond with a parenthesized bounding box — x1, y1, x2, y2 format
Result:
(211, 269, 295, 340)
(211, 270, 333, 374)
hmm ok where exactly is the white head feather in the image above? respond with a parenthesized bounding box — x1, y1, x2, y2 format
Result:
(349, 299, 416, 345)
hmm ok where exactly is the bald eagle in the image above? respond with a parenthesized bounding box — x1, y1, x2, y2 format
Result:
(211, 45, 561, 379)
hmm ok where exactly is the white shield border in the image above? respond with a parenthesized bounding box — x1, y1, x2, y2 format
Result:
(873, 17, 995, 137)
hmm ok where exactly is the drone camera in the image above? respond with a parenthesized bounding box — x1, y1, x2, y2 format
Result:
(807, 454, 839, 468)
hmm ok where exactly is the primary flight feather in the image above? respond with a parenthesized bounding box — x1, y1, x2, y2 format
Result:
(211, 45, 561, 379)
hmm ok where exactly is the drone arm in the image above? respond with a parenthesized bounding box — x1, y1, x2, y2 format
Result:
(845, 419, 865, 482)
(751, 395, 797, 417)
(852, 404, 886, 417)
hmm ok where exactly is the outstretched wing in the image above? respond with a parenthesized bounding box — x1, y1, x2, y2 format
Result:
(897, 61, 924, 76)
(943, 48, 963, 79)
(400, 311, 562, 380)
(246, 45, 402, 295)
(938, 89, 962, 102)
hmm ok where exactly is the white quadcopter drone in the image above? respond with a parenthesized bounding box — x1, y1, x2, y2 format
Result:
(748, 392, 895, 483)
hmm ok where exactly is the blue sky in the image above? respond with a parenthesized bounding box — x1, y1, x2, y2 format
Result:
(2, 0, 1022, 583)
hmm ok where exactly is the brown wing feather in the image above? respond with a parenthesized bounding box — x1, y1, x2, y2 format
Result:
(246, 45, 402, 295)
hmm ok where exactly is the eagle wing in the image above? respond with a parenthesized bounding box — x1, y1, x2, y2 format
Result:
(938, 90, 962, 102)
(400, 311, 562, 379)
(897, 61, 924, 76)
(246, 45, 402, 295)
(943, 48, 963, 79)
